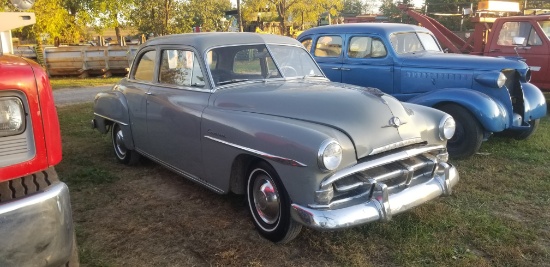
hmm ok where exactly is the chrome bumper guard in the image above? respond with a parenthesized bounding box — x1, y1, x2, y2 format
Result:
(290, 161, 459, 230)
(0, 182, 75, 267)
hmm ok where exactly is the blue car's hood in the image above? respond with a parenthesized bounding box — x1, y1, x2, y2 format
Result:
(211, 79, 426, 159)
(399, 52, 528, 70)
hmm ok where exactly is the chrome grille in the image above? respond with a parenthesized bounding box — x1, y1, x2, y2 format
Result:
(502, 69, 524, 116)
(331, 153, 437, 203)
(312, 145, 448, 209)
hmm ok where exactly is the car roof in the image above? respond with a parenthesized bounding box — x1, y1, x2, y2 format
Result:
(299, 23, 431, 37)
(142, 32, 302, 51)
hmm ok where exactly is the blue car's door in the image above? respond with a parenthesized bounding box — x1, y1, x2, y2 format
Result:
(341, 34, 395, 94)
(309, 35, 344, 82)
(145, 48, 210, 179)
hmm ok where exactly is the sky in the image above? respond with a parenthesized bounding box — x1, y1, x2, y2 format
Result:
(228, 0, 425, 14)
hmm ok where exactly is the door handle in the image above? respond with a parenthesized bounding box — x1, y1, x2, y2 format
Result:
(331, 67, 340, 70)
(145, 92, 154, 95)
(489, 49, 501, 52)
(341, 68, 350, 71)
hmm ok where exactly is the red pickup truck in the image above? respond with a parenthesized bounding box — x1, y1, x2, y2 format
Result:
(401, 5, 550, 90)
(0, 35, 78, 267)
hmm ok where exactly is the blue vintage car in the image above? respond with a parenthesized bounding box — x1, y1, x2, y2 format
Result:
(298, 23, 547, 159)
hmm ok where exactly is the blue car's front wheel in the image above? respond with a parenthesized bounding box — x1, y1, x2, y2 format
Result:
(439, 104, 483, 159)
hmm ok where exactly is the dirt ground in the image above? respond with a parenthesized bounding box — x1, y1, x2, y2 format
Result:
(70, 158, 345, 267)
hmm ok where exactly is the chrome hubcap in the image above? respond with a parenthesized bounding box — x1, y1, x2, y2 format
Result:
(252, 174, 280, 224)
(114, 127, 127, 157)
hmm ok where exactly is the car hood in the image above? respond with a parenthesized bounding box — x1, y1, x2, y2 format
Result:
(399, 52, 528, 70)
(211, 80, 424, 159)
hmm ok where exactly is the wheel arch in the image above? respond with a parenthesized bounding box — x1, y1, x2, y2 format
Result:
(229, 154, 263, 195)
(93, 90, 135, 149)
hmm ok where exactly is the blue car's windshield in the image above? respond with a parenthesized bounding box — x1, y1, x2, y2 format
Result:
(207, 44, 323, 86)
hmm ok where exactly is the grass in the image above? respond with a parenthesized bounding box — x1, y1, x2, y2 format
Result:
(50, 77, 122, 90)
(56, 103, 550, 266)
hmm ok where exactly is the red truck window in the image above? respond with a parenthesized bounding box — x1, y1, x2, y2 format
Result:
(497, 22, 542, 46)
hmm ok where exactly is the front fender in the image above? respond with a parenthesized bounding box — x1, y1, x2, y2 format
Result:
(521, 82, 547, 121)
(93, 90, 134, 149)
(200, 108, 356, 205)
(408, 88, 508, 132)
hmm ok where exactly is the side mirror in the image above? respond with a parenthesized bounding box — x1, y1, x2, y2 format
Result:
(513, 37, 525, 46)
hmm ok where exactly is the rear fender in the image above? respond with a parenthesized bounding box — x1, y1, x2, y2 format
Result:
(93, 90, 135, 149)
(408, 88, 508, 132)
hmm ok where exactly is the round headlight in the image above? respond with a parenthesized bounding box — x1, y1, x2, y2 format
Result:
(318, 140, 342, 171)
(439, 116, 456, 141)
(497, 72, 507, 88)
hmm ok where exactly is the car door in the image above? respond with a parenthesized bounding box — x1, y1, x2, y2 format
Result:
(341, 35, 394, 93)
(146, 47, 210, 179)
(485, 20, 550, 87)
(309, 35, 344, 82)
(124, 49, 156, 151)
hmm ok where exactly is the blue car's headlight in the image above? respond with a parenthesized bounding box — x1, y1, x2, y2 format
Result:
(518, 68, 531, 83)
(475, 71, 507, 88)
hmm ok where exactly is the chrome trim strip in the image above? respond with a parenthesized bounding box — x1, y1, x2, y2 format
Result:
(135, 148, 224, 194)
(322, 145, 445, 189)
(93, 113, 128, 126)
(370, 137, 423, 155)
(204, 136, 307, 167)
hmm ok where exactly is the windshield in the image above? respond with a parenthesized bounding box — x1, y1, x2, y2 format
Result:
(207, 44, 323, 86)
(539, 20, 550, 39)
(389, 32, 442, 54)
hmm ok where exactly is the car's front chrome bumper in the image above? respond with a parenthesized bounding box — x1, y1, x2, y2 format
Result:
(290, 162, 459, 230)
(0, 181, 75, 267)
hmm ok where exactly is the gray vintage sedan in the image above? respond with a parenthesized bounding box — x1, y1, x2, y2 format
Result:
(92, 32, 459, 243)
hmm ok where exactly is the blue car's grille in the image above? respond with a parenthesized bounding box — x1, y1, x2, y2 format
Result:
(502, 69, 524, 117)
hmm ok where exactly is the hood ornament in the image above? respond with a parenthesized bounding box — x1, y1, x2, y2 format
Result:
(383, 116, 406, 128)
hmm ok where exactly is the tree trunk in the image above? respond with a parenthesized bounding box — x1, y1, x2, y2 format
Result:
(237, 0, 243, 32)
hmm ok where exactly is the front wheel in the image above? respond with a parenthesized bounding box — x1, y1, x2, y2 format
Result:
(438, 104, 483, 159)
(111, 123, 140, 165)
(247, 161, 302, 243)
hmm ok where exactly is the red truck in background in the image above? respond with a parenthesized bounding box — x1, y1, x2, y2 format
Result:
(400, 3, 550, 90)
(0, 1, 78, 266)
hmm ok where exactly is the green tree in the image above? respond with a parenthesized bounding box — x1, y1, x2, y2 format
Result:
(84, 0, 135, 42)
(243, 0, 342, 35)
(341, 0, 369, 16)
(30, 0, 74, 43)
(188, 0, 232, 32)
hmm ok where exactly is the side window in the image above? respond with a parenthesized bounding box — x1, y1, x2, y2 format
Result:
(301, 38, 312, 52)
(314, 36, 342, 57)
(498, 22, 542, 46)
(348, 37, 387, 58)
(134, 50, 156, 81)
(159, 49, 205, 88)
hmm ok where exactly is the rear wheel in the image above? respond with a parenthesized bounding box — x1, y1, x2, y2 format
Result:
(111, 123, 140, 165)
(247, 161, 302, 243)
(438, 104, 483, 159)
